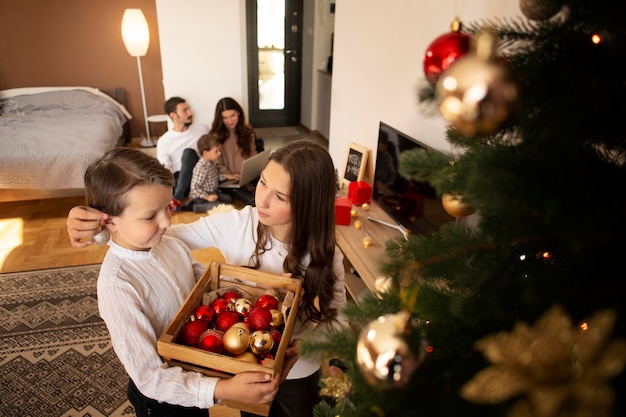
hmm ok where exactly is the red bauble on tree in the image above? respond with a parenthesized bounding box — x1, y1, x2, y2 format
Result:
(423, 18, 471, 84)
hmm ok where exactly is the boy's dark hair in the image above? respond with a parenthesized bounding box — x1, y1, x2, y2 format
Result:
(85, 148, 174, 216)
(164, 96, 186, 116)
(197, 134, 221, 154)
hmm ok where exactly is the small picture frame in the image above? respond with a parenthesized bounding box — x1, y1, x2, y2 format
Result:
(342, 142, 370, 184)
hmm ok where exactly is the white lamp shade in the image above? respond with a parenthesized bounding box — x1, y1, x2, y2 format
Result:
(121, 9, 150, 57)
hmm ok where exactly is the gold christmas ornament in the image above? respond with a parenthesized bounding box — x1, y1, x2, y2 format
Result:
(223, 326, 250, 355)
(233, 298, 252, 317)
(234, 351, 258, 363)
(436, 31, 518, 137)
(350, 209, 358, 218)
(356, 311, 426, 390)
(319, 372, 352, 402)
(270, 309, 284, 328)
(520, 0, 563, 21)
(374, 276, 394, 296)
(354, 220, 363, 230)
(249, 330, 274, 356)
(461, 306, 626, 417)
(361, 203, 370, 211)
(362, 236, 373, 248)
(442, 193, 475, 218)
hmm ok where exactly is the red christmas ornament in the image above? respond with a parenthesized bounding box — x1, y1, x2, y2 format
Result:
(221, 290, 241, 304)
(191, 305, 214, 323)
(215, 311, 241, 332)
(269, 327, 282, 350)
(255, 294, 279, 311)
(209, 298, 230, 316)
(423, 18, 471, 84)
(180, 319, 208, 347)
(245, 306, 273, 332)
(197, 329, 224, 353)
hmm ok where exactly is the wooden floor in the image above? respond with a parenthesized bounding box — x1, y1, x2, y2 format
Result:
(0, 196, 220, 273)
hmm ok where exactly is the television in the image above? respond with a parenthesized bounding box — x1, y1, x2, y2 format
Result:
(373, 121, 454, 237)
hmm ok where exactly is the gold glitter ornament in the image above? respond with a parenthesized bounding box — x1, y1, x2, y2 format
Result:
(319, 372, 352, 401)
(461, 306, 626, 417)
(354, 220, 363, 230)
(362, 236, 373, 248)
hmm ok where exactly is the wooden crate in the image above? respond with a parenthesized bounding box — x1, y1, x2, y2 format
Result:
(158, 262, 303, 416)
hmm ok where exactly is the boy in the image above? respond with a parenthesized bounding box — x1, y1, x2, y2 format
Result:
(84, 147, 278, 416)
(183, 133, 238, 213)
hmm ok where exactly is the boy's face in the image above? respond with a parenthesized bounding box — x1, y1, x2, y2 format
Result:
(108, 184, 172, 251)
(203, 145, 222, 162)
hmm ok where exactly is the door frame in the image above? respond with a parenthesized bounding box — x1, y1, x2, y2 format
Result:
(246, 0, 302, 127)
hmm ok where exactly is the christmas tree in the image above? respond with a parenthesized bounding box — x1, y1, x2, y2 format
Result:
(303, 1, 626, 416)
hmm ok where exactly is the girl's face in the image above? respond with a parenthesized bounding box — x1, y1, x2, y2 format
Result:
(255, 160, 292, 241)
(108, 184, 172, 251)
(221, 109, 239, 131)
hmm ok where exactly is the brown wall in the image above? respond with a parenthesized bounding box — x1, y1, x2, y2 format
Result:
(0, 0, 164, 138)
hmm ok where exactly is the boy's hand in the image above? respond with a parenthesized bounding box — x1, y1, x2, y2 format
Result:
(66, 206, 108, 248)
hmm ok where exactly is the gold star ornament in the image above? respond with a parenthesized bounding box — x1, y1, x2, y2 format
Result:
(460, 305, 626, 417)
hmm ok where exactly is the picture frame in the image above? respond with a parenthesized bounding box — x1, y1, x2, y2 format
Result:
(342, 142, 370, 184)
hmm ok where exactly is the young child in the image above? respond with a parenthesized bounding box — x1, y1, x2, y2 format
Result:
(83, 147, 278, 417)
(182, 133, 238, 213)
(68, 140, 349, 417)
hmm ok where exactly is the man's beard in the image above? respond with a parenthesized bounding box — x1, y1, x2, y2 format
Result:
(184, 118, 193, 127)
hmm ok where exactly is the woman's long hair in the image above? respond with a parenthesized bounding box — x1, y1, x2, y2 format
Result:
(210, 97, 255, 158)
(253, 140, 339, 325)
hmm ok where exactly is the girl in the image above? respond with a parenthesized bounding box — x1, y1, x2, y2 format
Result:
(83, 147, 278, 417)
(67, 140, 348, 417)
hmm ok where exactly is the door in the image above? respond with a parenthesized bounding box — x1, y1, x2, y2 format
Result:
(246, 0, 302, 127)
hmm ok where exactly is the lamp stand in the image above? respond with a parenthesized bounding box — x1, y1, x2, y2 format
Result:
(136, 55, 151, 141)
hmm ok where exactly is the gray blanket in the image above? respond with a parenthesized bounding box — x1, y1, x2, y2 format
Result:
(0, 89, 128, 189)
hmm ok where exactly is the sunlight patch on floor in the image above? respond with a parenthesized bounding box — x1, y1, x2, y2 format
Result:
(0, 218, 23, 269)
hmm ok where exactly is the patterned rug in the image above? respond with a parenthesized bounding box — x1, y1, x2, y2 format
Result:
(0, 265, 135, 417)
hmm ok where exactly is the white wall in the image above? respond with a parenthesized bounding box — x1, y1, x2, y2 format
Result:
(328, 0, 520, 175)
(155, 0, 520, 176)
(155, 0, 248, 128)
(156, 0, 333, 132)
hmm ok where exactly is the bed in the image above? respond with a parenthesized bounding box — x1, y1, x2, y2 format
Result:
(0, 86, 132, 202)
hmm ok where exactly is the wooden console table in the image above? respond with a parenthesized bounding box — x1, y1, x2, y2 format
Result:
(335, 192, 407, 301)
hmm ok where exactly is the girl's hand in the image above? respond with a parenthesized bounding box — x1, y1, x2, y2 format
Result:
(66, 206, 108, 248)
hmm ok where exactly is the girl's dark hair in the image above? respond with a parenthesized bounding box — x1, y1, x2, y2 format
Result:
(210, 97, 256, 158)
(84, 147, 174, 216)
(253, 140, 339, 325)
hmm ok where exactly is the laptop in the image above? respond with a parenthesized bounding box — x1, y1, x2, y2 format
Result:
(218, 149, 271, 188)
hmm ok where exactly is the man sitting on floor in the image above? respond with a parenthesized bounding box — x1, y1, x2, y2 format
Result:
(156, 96, 209, 212)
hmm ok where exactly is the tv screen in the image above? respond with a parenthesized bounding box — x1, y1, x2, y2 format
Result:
(373, 122, 454, 236)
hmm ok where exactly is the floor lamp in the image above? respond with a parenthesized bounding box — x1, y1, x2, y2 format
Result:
(121, 9, 151, 145)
